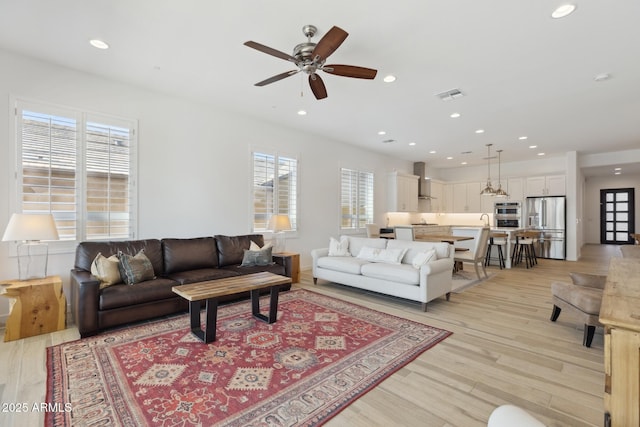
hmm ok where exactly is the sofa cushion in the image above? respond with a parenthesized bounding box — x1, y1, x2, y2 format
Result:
(241, 246, 273, 266)
(91, 253, 122, 288)
(317, 256, 370, 275)
(386, 240, 450, 264)
(343, 236, 387, 259)
(162, 237, 218, 274)
(357, 246, 407, 264)
(412, 249, 436, 269)
(216, 234, 265, 267)
(361, 263, 420, 285)
(99, 277, 179, 310)
(118, 250, 156, 285)
(75, 239, 164, 275)
(328, 237, 351, 256)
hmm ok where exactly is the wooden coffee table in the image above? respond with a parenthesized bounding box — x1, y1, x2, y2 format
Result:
(172, 272, 291, 343)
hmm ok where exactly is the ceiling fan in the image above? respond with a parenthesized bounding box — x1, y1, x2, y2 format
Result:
(244, 25, 378, 100)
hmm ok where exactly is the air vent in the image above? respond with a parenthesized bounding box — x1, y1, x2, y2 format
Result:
(435, 88, 464, 101)
(382, 139, 396, 144)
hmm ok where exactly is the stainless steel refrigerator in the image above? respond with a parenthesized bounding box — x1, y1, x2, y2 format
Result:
(525, 196, 566, 260)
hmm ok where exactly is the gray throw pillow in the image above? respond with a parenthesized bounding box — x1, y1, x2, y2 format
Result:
(241, 246, 273, 267)
(118, 250, 156, 285)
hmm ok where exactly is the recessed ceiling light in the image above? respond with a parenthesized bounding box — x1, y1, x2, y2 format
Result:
(615, 172, 622, 175)
(446, 156, 454, 160)
(383, 75, 396, 83)
(89, 39, 109, 49)
(529, 145, 537, 149)
(551, 4, 576, 19)
(475, 129, 485, 134)
(378, 130, 386, 135)
(408, 142, 416, 146)
(297, 110, 307, 116)
(429, 150, 437, 154)
(614, 167, 622, 171)
(450, 113, 461, 118)
(594, 73, 611, 82)
(461, 161, 468, 165)
(538, 152, 546, 156)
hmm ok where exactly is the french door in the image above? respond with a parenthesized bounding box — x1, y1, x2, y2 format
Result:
(600, 188, 635, 244)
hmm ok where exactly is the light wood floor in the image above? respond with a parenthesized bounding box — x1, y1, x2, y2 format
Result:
(0, 244, 619, 426)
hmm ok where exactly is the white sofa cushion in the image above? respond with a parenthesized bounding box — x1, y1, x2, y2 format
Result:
(317, 256, 370, 274)
(361, 262, 419, 285)
(412, 249, 436, 269)
(328, 237, 350, 256)
(343, 235, 387, 258)
(357, 246, 407, 264)
(386, 240, 451, 264)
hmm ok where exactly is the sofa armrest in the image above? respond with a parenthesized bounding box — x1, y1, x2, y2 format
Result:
(569, 272, 607, 289)
(420, 257, 454, 276)
(70, 269, 101, 337)
(311, 248, 329, 261)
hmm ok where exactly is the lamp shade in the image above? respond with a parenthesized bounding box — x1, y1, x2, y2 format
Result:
(2, 213, 59, 242)
(268, 214, 292, 232)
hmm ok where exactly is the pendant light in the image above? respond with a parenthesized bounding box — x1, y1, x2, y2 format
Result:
(480, 143, 496, 196)
(494, 149, 509, 198)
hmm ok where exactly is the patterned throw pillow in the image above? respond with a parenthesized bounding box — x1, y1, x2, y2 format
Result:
(328, 237, 350, 256)
(117, 250, 156, 285)
(241, 246, 273, 267)
(91, 252, 122, 289)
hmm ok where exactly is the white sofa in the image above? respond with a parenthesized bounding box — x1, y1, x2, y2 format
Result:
(311, 236, 454, 311)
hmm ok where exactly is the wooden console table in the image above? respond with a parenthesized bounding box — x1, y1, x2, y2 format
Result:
(0, 275, 66, 342)
(600, 258, 640, 426)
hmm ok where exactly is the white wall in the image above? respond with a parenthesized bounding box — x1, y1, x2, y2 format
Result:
(583, 174, 640, 244)
(0, 49, 411, 320)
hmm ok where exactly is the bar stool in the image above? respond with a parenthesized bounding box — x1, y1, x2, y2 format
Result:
(513, 231, 538, 268)
(485, 232, 507, 269)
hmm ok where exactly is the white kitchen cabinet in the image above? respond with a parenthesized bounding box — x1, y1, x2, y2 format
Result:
(526, 175, 565, 197)
(442, 184, 454, 213)
(453, 182, 482, 213)
(507, 177, 524, 201)
(387, 172, 419, 212)
(428, 180, 444, 212)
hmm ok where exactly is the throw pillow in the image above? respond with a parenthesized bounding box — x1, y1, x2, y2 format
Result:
(117, 250, 156, 285)
(357, 246, 408, 264)
(91, 252, 122, 289)
(241, 246, 273, 267)
(412, 249, 437, 269)
(328, 237, 350, 256)
(249, 240, 272, 251)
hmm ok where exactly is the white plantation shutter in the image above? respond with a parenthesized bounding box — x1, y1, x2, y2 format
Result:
(15, 100, 137, 242)
(341, 168, 374, 230)
(252, 151, 298, 232)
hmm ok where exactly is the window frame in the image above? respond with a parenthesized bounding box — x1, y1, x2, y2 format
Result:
(8, 97, 138, 253)
(250, 147, 299, 236)
(340, 167, 374, 233)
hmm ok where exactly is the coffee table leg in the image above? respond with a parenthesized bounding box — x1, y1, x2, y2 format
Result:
(189, 298, 218, 343)
(251, 285, 280, 324)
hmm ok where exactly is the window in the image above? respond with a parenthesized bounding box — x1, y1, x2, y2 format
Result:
(13, 100, 137, 242)
(251, 150, 298, 232)
(341, 168, 374, 230)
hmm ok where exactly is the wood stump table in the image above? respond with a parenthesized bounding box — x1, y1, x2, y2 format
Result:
(0, 275, 66, 342)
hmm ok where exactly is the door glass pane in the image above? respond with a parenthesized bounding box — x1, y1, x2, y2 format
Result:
(606, 203, 614, 211)
(607, 232, 614, 240)
(606, 213, 614, 221)
(606, 193, 614, 202)
(606, 223, 614, 231)
(616, 232, 628, 241)
(616, 202, 628, 211)
(616, 212, 628, 221)
(618, 223, 628, 231)
(616, 193, 628, 202)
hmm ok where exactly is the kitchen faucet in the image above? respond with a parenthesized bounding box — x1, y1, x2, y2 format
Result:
(480, 213, 490, 227)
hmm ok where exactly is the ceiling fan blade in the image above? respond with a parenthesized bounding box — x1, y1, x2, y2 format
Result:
(254, 70, 299, 86)
(312, 26, 348, 61)
(323, 64, 378, 79)
(244, 41, 297, 63)
(309, 74, 328, 100)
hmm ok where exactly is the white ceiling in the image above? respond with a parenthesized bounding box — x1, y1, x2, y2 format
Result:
(1, 0, 639, 175)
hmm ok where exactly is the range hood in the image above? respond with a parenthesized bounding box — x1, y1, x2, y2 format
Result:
(413, 162, 436, 200)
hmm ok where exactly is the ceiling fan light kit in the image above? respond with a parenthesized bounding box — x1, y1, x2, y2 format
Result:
(244, 25, 378, 100)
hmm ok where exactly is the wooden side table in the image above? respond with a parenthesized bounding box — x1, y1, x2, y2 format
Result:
(0, 275, 66, 342)
(272, 252, 300, 283)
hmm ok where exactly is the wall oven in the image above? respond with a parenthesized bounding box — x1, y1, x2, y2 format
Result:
(494, 201, 522, 228)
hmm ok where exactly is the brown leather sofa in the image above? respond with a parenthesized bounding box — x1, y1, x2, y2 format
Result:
(70, 234, 291, 337)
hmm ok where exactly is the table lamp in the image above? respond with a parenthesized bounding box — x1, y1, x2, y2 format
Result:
(269, 214, 291, 253)
(2, 213, 59, 280)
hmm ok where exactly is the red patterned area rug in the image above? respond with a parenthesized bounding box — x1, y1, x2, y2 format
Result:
(46, 289, 451, 426)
